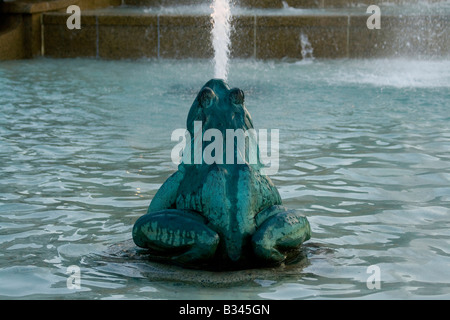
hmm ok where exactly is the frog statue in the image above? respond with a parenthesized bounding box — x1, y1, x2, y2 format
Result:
(132, 79, 311, 269)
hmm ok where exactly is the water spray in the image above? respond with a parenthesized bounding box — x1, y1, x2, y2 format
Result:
(211, 0, 232, 81)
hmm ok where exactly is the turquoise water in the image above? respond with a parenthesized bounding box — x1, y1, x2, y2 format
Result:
(0, 58, 449, 299)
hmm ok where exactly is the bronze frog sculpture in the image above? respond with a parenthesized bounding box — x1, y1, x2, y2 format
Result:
(133, 79, 311, 269)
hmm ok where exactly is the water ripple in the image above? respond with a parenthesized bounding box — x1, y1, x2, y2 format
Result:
(1, 58, 449, 299)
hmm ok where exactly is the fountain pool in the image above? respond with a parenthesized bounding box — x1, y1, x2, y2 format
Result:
(0, 57, 449, 299)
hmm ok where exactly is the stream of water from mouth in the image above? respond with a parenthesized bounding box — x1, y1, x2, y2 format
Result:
(211, 0, 232, 80)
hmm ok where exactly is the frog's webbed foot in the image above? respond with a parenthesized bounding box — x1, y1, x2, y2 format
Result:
(132, 209, 219, 267)
(252, 205, 311, 264)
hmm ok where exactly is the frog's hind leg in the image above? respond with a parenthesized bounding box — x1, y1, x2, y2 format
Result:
(252, 206, 311, 264)
(132, 209, 219, 266)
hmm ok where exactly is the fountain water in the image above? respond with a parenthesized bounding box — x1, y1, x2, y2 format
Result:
(210, 0, 232, 80)
(300, 32, 315, 62)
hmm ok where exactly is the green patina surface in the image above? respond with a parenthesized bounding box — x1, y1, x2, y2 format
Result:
(133, 79, 311, 269)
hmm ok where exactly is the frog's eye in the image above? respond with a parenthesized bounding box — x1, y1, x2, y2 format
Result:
(198, 87, 216, 109)
(229, 88, 244, 105)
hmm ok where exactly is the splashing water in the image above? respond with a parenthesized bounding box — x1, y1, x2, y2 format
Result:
(211, 0, 232, 81)
(300, 33, 314, 61)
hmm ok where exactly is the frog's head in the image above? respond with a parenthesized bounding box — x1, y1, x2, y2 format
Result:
(184, 79, 261, 168)
(187, 79, 254, 135)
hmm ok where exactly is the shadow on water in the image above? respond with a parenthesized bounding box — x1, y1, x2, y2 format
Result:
(85, 240, 332, 288)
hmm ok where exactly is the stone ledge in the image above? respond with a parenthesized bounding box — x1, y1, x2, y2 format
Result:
(1, 0, 121, 13)
(256, 15, 349, 27)
(43, 11, 97, 24)
(159, 14, 210, 27)
(123, 0, 206, 7)
(43, 11, 215, 26)
(43, 11, 160, 25)
(42, 11, 450, 59)
(1, 0, 80, 14)
(98, 13, 158, 26)
(122, 0, 430, 8)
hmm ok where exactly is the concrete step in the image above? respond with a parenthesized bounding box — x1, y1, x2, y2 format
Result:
(42, 7, 449, 60)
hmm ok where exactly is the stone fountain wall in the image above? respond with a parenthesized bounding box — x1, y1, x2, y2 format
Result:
(0, 0, 121, 60)
(1, 0, 449, 60)
(42, 3, 449, 60)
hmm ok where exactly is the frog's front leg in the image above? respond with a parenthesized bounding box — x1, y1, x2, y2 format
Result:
(147, 168, 184, 213)
(252, 205, 311, 264)
(133, 209, 219, 266)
